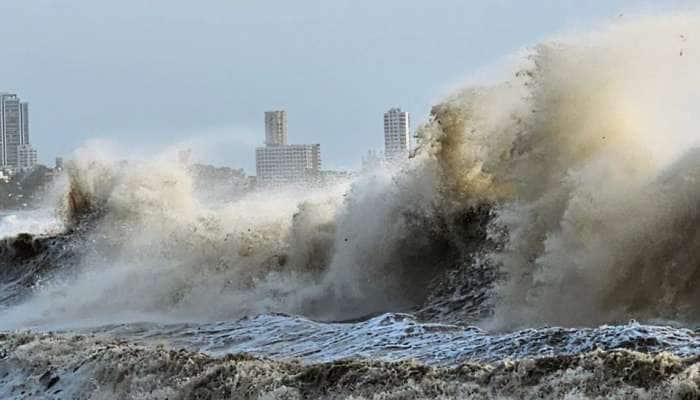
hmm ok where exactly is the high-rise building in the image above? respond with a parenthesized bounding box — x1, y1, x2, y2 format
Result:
(383, 107, 410, 161)
(265, 110, 288, 146)
(17, 144, 37, 171)
(256, 144, 321, 185)
(20, 102, 29, 145)
(256, 111, 321, 186)
(0, 93, 35, 172)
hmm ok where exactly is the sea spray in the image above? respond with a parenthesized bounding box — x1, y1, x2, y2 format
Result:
(3, 13, 700, 333)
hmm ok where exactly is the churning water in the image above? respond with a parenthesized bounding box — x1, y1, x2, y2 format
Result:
(4, 12, 700, 399)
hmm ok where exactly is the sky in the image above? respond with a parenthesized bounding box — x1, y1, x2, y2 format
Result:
(0, 0, 694, 173)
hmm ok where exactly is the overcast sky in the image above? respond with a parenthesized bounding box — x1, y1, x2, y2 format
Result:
(0, 0, 693, 172)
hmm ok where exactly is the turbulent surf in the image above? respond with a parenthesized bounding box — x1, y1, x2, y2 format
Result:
(4, 12, 700, 399)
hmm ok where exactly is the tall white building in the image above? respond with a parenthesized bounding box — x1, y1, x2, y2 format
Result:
(17, 144, 37, 171)
(256, 144, 321, 185)
(383, 108, 410, 161)
(0, 93, 34, 171)
(264, 110, 288, 146)
(256, 111, 321, 186)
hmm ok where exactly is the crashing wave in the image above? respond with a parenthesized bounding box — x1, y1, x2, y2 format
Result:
(3, 13, 700, 333)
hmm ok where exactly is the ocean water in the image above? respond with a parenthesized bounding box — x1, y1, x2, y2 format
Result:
(0, 209, 63, 239)
(4, 12, 700, 399)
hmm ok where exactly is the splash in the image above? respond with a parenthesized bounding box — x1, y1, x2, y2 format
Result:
(417, 13, 700, 327)
(4, 13, 700, 331)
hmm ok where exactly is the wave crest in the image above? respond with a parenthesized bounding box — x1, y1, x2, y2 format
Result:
(5, 13, 700, 330)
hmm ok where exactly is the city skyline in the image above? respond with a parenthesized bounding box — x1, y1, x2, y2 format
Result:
(2, 90, 405, 176)
(1, 0, 686, 174)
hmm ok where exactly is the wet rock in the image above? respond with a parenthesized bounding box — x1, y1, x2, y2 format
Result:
(4, 233, 41, 259)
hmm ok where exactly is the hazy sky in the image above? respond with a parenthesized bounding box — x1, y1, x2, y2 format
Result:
(0, 0, 693, 172)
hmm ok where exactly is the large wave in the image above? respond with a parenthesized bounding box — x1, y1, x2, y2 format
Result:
(3, 13, 700, 330)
